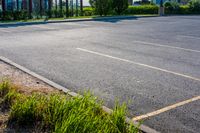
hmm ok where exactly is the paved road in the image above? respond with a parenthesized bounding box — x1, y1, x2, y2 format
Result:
(0, 16, 200, 133)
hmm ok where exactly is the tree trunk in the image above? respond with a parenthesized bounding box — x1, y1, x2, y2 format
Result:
(80, 0, 83, 16)
(75, 0, 78, 16)
(66, 0, 69, 17)
(16, 0, 19, 10)
(2, 0, 6, 11)
(48, 0, 52, 17)
(2, 0, 6, 20)
(59, 0, 62, 11)
(40, 0, 43, 16)
(29, 0, 32, 18)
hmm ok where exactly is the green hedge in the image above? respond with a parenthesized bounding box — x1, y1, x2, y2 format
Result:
(124, 5, 159, 15)
(165, 5, 200, 14)
(164, 0, 200, 14)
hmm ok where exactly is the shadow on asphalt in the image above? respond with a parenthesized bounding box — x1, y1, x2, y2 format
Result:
(0, 17, 138, 28)
(93, 17, 138, 23)
(0, 22, 49, 28)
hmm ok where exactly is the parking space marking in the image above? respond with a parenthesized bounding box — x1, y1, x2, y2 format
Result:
(0, 29, 11, 33)
(132, 96, 200, 121)
(133, 40, 200, 53)
(179, 35, 200, 40)
(77, 48, 200, 82)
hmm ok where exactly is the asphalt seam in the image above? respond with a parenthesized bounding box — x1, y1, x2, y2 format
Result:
(0, 56, 159, 133)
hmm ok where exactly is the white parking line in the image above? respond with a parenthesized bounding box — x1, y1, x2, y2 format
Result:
(178, 35, 200, 40)
(0, 29, 11, 33)
(133, 40, 200, 53)
(77, 48, 200, 82)
(132, 95, 200, 121)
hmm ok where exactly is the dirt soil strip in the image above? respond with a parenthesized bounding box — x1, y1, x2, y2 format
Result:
(0, 56, 159, 133)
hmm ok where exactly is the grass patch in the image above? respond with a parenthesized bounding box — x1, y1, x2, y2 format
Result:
(0, 81, 140, 133)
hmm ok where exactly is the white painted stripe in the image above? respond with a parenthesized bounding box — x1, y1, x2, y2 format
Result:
(133, 40, 200, 53)
(132, 96, 200, 121)
(0, 29, 11, 33)
(179, 35, 200, 40)
(77, 48, 200, 82)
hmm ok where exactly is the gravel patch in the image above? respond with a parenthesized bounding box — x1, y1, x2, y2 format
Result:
(0, 61, 59, 94)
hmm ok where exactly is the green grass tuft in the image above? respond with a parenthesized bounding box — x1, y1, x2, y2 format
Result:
(0, 81, 140, 133)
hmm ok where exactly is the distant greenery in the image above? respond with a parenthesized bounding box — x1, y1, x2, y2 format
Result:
(0, 81, 140, 133)
(164, 0, 200, 14)
(1, 0, 200, 21)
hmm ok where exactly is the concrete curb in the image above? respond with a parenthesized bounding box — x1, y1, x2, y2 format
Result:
(0, 56, 159, 133)
(0, 15, 158, 27)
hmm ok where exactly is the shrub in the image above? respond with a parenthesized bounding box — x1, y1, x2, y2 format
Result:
(112, 0, 129, 15)
(124, 5, 159, 15)
(2, 11, 13, 20)
(83, 7, 94, 16)
(13, 11, 27, 20)
(164, 1, 180, 14)
(189, 0, 200, 13)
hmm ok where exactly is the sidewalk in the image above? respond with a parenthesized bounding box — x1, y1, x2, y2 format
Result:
(0, 15, 158, 26)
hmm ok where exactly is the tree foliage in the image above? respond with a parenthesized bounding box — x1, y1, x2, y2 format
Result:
(112, 0, 129, 15)
(89, 0, 129, 16)
(89, 0, 112, 16)
(189, 0, 200, 12)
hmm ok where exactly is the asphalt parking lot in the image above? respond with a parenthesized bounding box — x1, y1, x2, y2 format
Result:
(0, 16, 200, 133)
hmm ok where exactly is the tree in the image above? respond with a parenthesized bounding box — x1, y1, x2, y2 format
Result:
(66, 0, 69, 17)
(16, 0, 19, 10)
(112, 0, 128, 15)
(29, 0, 33, 18)
(39, 0, 43, 16)
(80, 0, 83, 16)
(89, 0, 112, 16)
(48, 0, 52, 18)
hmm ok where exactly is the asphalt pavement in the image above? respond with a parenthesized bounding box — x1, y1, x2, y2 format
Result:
(0, 16, 200, 133)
